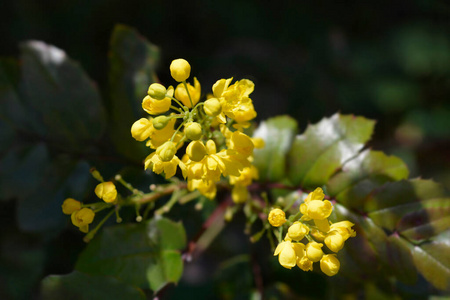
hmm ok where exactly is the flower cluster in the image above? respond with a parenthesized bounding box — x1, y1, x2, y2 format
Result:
(131, 59, 263, 202)
(61, 181, 118, 233)
(269, 188, 356, 276)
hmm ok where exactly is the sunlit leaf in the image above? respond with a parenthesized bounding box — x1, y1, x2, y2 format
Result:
(327, 150, 409, 208)
(41, 271, 145, 300)
(253, 115, 297, 182)
(287, 113, 375, 188)
(76, 217, 186, 292)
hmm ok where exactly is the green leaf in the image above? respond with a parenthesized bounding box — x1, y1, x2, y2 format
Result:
(40, 271, 145, 300)
(108, 24, 160, 162)
(19, 41, 106, 149)
(366, 179, 445, 232)
(253, 115, 297, 182)
(17, 158, 90, 233)
(75, 217, 186, 292)
(327, 150, 409, 208)
(287, 113, 375, 188)
(411, 230, 450, 291)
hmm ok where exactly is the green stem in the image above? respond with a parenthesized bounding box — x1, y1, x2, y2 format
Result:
(182, 81, 194, 108)
(83, 209, 115, 242)
(169, 96, 188, 111)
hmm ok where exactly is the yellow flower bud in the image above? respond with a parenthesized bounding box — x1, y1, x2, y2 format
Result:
(71, 208, 95, 233)
(229, 131, 254, 158)
(153, 115, 170, 130)
(274, 240, 297, 269)
(148, 83, 167, 100)
(305, 241, 324, 262)
(306, 200, 333, 220)
(205, 139, 217, 154)
(310, 228, 326, 242)
(131, 118, 153, 141)
(184, 122, 203, 140)
(320, 254, 340, 276)
(170, 58, 191, 82)
(268, 208, 286, 227)
(203, 98, 222, 116)
(186, 141, 207, 162)
(324, 231, 345, 252)
(304, 187, 325, 203)
(231, 185, 249, 204)
(95, 182, 117, 203)
(156, 141, 177, 162)
(287, 221, 309, 241)
(62, 198, 81, 215)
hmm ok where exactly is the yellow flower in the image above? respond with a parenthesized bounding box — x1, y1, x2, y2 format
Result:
(203, 98, 222, 116)
(320, 254, 340, 276)
(274, 240, 297, 269)
(142, 86, 174, 115)
(187, 179, 216, 199)
(287, 222, 309, 241)
(305, 241, 324, 262)
(304, 187, 325, 203)
(228, 131, 254, 158)
(300, 199, 333, 221)
(62, 198, 81, 215)
(324, 231, 345, 253)
(71, 208, 95, 233)
(146, 117, 178, 149)
(131, 118, 153, 141)
(330, 221, 356, 240)
(231, 185, 249, 204)
(144, 152, 182, 179)
(175, 77, 201, 108)
(252, 137, 265, 149)
(314, 218, 330, 232)
(268, 208, 286, 227)
(310, 228, 326, 242)
(297, 255, 313, 272)
(229, 165, 258, 187)
(156, 141, 177, 162)
(95, 182, 117, 203)
(170, 58, 191, 82)
(186, 140, 207, 162)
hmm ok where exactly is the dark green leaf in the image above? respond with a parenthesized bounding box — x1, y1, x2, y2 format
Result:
(287, 113, 375, 188)
(40, 271, 145, 300)
(412, 230, 450, 291)
(17, 158, 90, 233)
(327, 150, 409, 208)
(19, 41, 106, 149)
(253, 115, 297, 182)
(75, 217, 186, 292)
(108, 24, 160, 162)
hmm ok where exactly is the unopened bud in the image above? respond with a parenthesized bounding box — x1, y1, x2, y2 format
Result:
(62, 198, 81, 215)
(186, 141, 206, 162)
(153, 115, 170, 130)
(148, 83, 167, 100)
(95, 182, 117, 203)
(204, 98, 222, 116)
(170, 59, 191, 82)
(185, 122, 203, 140)
(156, 141, 177, 162)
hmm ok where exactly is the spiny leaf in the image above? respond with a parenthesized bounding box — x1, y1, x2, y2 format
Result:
(287, 113, 375, 189)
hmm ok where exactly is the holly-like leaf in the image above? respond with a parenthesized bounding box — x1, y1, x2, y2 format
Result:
(75, 217, 186, 293)
(108, 24, 160, 162)
(287, 113, 375, 189)
(327, 150, 409, 208)
(253, 115, 297, 182)
(40, 271, 145, 300)
(19, 41, 106, 149)
(411, 230, 450, 291)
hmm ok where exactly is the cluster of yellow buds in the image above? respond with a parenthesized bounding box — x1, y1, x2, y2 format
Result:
(268, 188, 356, 276)
(131, 59, 263, 202)
(61, 181, 118, 233)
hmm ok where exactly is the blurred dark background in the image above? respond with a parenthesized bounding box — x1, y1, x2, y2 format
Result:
(1, 0, 450, 298)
